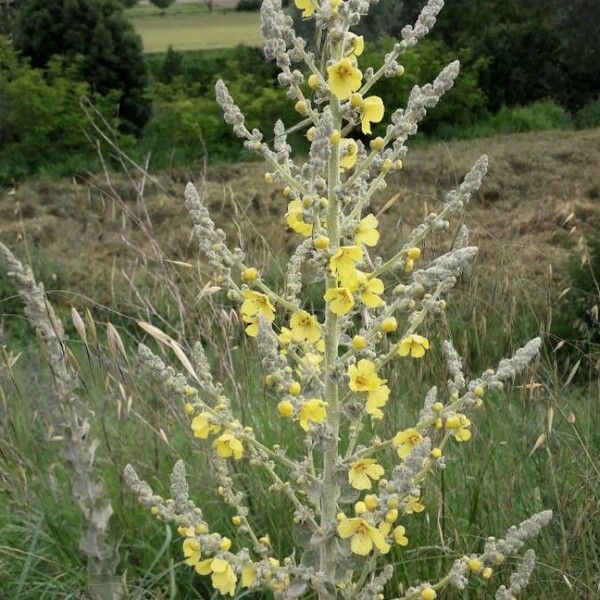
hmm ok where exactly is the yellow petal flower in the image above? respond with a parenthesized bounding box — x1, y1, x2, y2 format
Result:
(298, 398, 327, 430)
(398, 334, 430, 358)
(290, 310, 322, 343)
(213, 432, 244, 459)
(365, 384, 390, 419)
(329, 245, 363, 281)
(393, 525, 409, 546)
(337, 517, 391, 555)
(355, 214, 380, 246)
(353, 271, 384, 308)
(324, 286, 354, 315)
(241, 290, 275, 337)
(393, 428, 423, 459)
(294, 0, 314, 17)
(327, 58, 363, 100)
(241, 564, 256, 588)
(340, 138, 359, 170)
(191, 412, 220, 439)
(348, 458, 385, 490)
(348, 359, 385, 392)
(361, 96, 385, 134)
(285, 199, 313, 237)
(346, 33, 365, 57)
(182, 538, 201, 566)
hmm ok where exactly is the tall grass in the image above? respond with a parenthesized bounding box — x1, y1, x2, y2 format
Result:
(1, 169, 598, 597)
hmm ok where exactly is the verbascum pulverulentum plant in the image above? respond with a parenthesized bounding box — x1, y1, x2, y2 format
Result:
(124, 1, 552, 598)
(0, 243, 122, 600)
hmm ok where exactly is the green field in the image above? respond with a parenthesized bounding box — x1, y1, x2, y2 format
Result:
(127, 4, 262, 52)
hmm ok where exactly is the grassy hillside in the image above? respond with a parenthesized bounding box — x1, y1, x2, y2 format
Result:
(1, 128, 599, 322)
(127, 2, 262, 52)
(1, 129, 599, 598)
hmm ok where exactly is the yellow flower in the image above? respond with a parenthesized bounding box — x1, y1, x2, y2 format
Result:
(421, 588, 437, 600)
(290, 310, 322, 344)
(298, 398, 327, 430)
(405, 495, 425, 514)
(213, 432, 244, 459)
(278, 327, 292, 346)
(445, 414, 472, 441)
(294, 0, 314, 18)
(348, 458, 385, 490)
(324, 286, 354, 315)
(329, 245, 363, 282)
(393, 428, 424, 459)
(241, 290, 275, 337)
(355, 214, 380, 246)
(196, 558, 237, 596)
(393, 525, 409, 546)
(351, 334, 367, 350)
(277, 400, 294, 417)
(285, 199, 313, 237)
(337, 517, 391, 556)
(301, 351, 323, 370)
(351, 271, 384, 308)
(340, 138, 359, 170)
(327, 58, 363, 100)
(348, 359, 384, 392)
(365, 383, 390, 419)
(241, 564, 257, 588)
(361, 96, 385, 135)
(398, 334, 430, 358)
(191, 412, 220, 439)
(182, 538, 201, 566)
(346, 33, 364, 57)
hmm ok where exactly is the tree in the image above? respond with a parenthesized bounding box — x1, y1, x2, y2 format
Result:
(148, 0, 174, 11)
(12, 0, 151, 134)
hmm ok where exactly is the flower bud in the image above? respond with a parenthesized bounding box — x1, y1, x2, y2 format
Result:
(220, 537, 232, 551)
(351, 335, 367, 349)
(380, 317, 397, 333)
(288, 382, 301, 396)
(370, 137, 385, 151)
(295, 100, 309, 115)
(278, 400, 294, 417)
(407, 247, 421, 260)
(242, 267, 258, 282)
(307, 73, 319, 89)
(314, 235, 330, 250)
(354, 501, 367, 515)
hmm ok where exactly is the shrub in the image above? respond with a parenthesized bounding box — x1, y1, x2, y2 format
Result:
(0, 39, 123, 184)
(236, 0, 261, 10)
(436, 100, 572, 140)
(12, 0, 151, 134)
(575, 97, 600, 129)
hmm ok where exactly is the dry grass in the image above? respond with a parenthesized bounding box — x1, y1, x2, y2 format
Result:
(1, 128, 599, 316)
(1, 129, 599, 598)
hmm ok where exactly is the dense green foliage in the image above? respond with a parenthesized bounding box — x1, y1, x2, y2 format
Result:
(12, 0, 151, 133)
(149, 0, 175, 10)
(2, 0, 600, 184)
(0, 38, 127, 183)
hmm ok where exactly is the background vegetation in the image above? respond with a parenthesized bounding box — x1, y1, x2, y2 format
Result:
(0, 0, 599, 185)
(0, 2, 599, 596)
